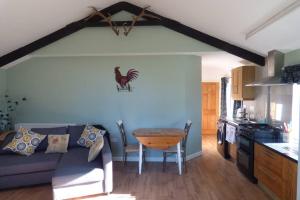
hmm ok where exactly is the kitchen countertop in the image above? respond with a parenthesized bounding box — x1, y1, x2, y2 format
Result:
(220, 117, 257, 126)
(255, 138, 298, 163)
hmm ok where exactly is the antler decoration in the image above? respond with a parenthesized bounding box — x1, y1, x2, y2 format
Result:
(85, 6, 120, 36)
(123, 6, 161, 36)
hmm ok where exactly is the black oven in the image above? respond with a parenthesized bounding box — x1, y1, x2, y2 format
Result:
(236, 134, 257, 183)
(236, 123, 281, 184)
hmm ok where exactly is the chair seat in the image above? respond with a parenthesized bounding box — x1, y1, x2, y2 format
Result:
(164, 147, 184, 153)
(125, 144, 139, 152)
(125, 144, 146, 153)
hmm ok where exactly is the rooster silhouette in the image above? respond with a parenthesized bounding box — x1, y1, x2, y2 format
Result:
(114, 66, 139, 91)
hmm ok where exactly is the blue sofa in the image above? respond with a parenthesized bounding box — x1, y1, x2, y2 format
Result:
(0, 124, 113, 199)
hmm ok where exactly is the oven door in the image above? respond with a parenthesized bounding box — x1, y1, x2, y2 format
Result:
(238, 134, 251, 153)
(237, 149, 250, 171)
(236, 134, 257, 183)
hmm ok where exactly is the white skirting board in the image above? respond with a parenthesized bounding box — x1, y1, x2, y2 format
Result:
(112, 151, 202, 162)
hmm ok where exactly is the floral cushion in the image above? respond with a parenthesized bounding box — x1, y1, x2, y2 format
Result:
(77, 125, 106, 148)
(45, 134, 70, 153)
(3, 128, 46, 156)
(88, 136, 104, 162)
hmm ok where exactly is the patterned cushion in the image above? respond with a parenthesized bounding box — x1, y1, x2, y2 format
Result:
(68, 125, 85, 147)
(3, 128, 46, 156)
(77, 125, 106, 148)
(88, 136, 104, 162)
(31, 127, 68, 151)
(45, 134, 70, 153)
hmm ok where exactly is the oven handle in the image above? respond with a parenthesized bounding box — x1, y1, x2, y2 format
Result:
(236, 134, 251, 149)
(237, 148, 249, 156)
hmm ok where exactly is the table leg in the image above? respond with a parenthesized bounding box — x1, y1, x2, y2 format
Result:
(177, 142, 182, 175)
(139, 142, 143, 175)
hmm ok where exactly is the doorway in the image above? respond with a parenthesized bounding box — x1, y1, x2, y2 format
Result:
(202, 82, 220, 135)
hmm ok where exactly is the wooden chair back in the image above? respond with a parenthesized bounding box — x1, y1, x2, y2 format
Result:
(182, 120, 192, 151)
(116, 120, 127, 147)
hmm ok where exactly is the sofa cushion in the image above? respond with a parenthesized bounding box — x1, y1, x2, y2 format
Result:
(0, 132, 15, 155)
(31, 127, 68, 151)
(45, 134, 70, 154)
(3, 128, 46, 156)
(57, 147, 102, 169)
(88, 136, 104, 162)
(53, 147, 104, 187)
(52, 167, 104, 188)
(67, 125, 85, 148)
(77, 125, 105, 148)
(0, 152, 61, 176)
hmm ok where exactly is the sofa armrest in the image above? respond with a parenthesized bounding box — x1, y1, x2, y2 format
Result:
(101, 136, 113, 193)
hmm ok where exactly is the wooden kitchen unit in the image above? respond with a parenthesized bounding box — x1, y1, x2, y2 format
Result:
(228, 143, 237, 161)
(231, 66, 256, 100)
(254, 143, 297, 200)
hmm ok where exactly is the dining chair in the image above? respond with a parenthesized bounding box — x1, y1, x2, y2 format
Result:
(162, 120, 192, 172)
(116, 120, 146, 166)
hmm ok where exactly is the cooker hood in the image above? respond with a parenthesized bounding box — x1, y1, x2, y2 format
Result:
(246, 50, 287, 86)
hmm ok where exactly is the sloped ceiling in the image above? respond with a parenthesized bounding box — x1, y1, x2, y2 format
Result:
(0, 0, 299, 57)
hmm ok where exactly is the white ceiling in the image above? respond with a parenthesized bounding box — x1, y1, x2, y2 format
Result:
(201, 52, 245, 70)
(1, 0, 300, 65)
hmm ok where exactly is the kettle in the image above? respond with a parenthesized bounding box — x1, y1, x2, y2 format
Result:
(236, 108, 243, 118)
(236, 106, 247, 119)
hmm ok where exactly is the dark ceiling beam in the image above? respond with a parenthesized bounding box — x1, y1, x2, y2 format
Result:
(0, 1, 125, 67)
(0, 22, 84, 67)
(0, 1, 266, 68)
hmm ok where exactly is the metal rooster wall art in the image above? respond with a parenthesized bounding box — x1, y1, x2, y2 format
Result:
(114, 66, 139, 92)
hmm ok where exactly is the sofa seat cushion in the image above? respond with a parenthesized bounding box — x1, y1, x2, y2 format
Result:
(53, 147, 104, 188)
(57, 147, 102, 169)
(52, 167, 104, 188)
(0, 152, 61, 176)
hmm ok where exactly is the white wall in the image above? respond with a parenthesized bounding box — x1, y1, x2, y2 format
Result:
(202, 66, 230, 82)
(0, 69, 6, 94)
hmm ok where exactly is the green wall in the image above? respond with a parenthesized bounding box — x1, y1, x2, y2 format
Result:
(2, 23, 213, 158)
(34, 27, 219, 56)
(285, 49, 300, 66)
(0, 70, 6, 95)
(6, 55, 202, 157)
(0, 70, 7, 117)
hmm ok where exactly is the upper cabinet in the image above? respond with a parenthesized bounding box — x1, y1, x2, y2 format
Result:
(231, 66, 255, 100)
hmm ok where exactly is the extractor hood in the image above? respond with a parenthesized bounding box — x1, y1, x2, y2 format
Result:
(246, 50, 287, 86)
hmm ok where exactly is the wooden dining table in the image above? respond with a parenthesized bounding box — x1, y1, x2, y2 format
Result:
(133, 128, 186, 175)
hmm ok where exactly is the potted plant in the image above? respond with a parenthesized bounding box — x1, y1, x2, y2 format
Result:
(0, 94, 27, 131)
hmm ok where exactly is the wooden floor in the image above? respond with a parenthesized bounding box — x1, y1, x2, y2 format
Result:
(0, 135, 270, 200)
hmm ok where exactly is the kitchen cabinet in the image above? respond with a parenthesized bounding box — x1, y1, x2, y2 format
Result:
(228, 143, 237, 161)
(231, 66, 255, 100)
(254, 143, 297, 200)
